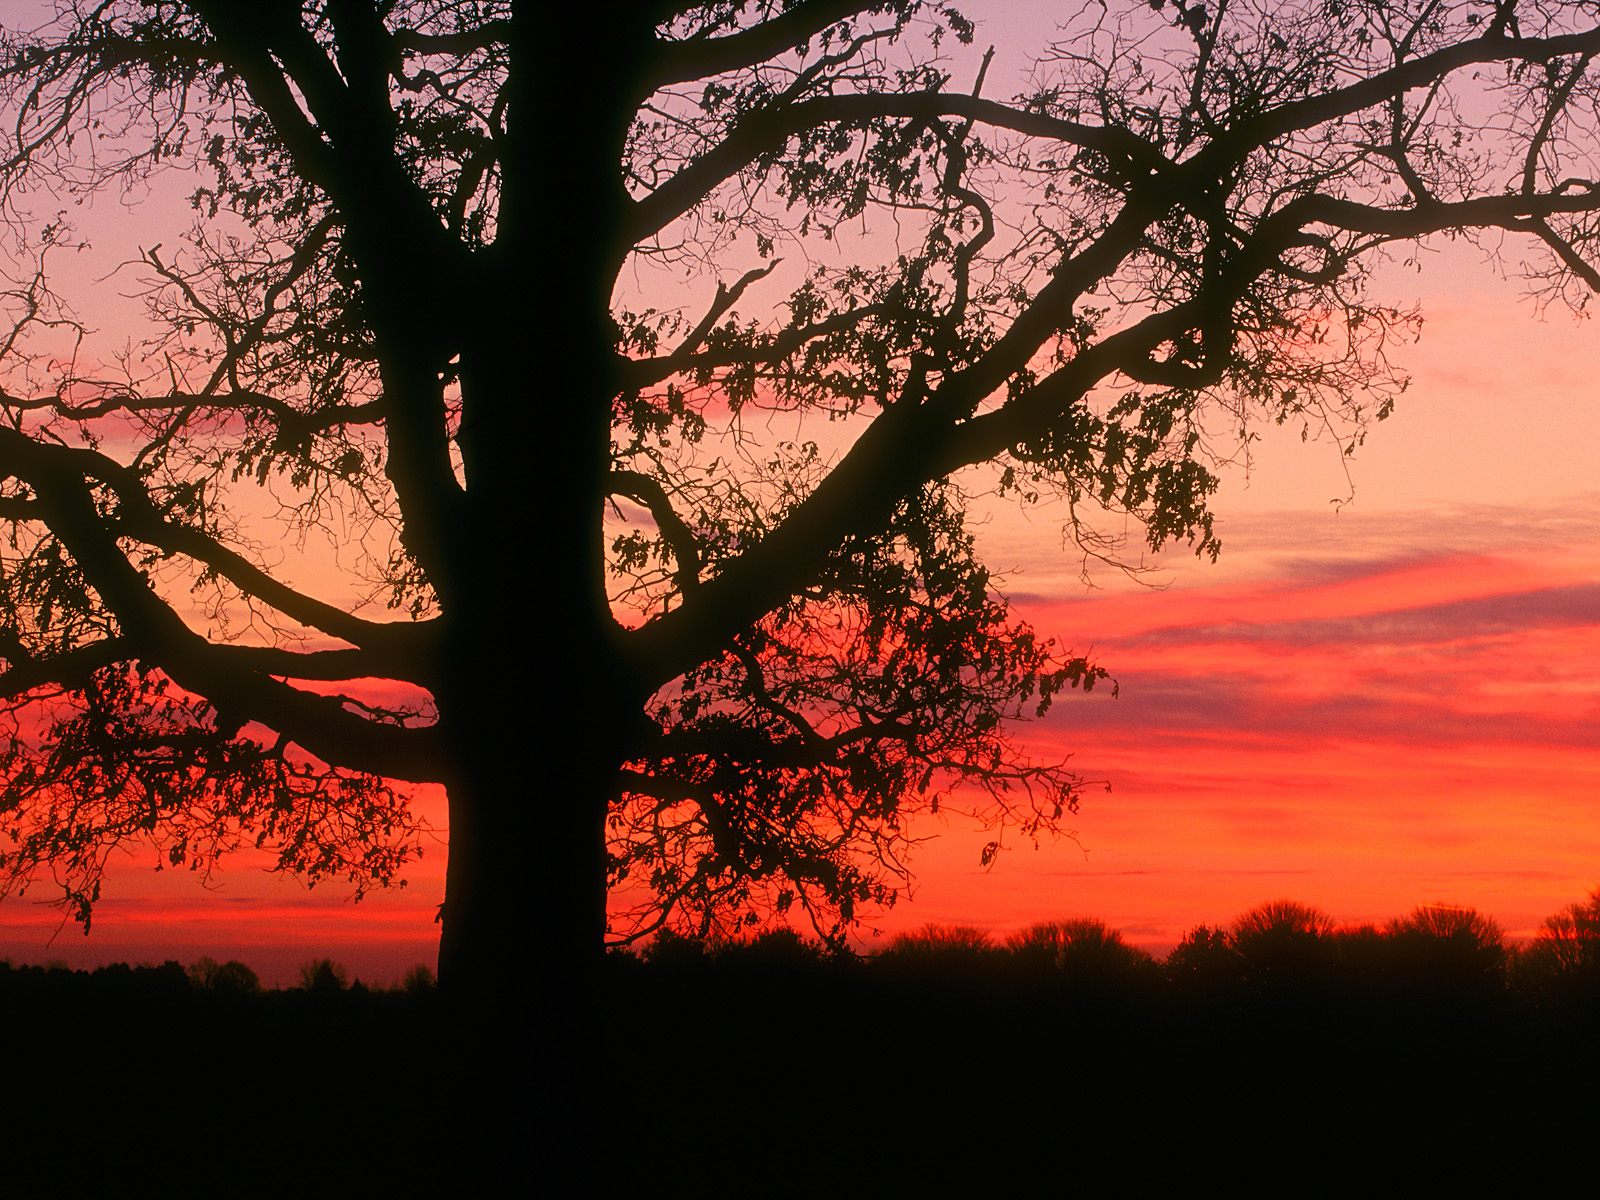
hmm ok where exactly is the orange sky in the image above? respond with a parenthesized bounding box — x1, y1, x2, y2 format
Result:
(0, 4, 1596, 986)
(899, 499, 1600, 952)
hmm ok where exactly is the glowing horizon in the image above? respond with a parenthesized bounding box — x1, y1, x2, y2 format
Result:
(896, 492, 1600, 955)
(7, 496, 1594, 987)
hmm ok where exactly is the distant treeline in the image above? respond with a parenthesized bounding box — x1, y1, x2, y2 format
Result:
(615, 889, 1600, 1003)
(0, 954, 435, 997)
(3, 959, 447, 1190)
(599, 892, 1600, 1185)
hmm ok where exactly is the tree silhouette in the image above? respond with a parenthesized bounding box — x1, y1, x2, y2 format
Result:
(186, 956, 262, 995)
(298, 957, 350, 993)
(0, 1, 1598, 1012)
(1231, 899, 1337, 988)
(1385, 903, 1506, 993)
(882, 921, 997, 964)
(1515, 887, 1600, 998)
(1166, 923, 1247, 995)
(1006, 917, 1155, 983)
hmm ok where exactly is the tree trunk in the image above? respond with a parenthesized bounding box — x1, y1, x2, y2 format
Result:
(432, 8, 639, 993)
(424, 20, 649, 1178)
(435, 300, 630, 1180)
(435, 707, 611, 1002)
(433, 632, 623, 1182)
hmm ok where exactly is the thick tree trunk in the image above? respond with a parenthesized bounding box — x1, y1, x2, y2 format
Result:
(424, 17, 653, 1178)
(434, 255, 632, 1180)
(434, 704, 612, 1002)
(430, 8, 642, 992)
(433, 631, 625, 1181)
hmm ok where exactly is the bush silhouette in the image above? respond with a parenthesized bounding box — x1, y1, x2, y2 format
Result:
(724, 927, 824, 968)
(641, 928, 713, 969)
(1231, 901, 1337, 988)
(1006, 919, 1155, 983)
(1384, 905, 1506, 992)
(1515, 888, 1600, 999)
(187, 957, 262, 994)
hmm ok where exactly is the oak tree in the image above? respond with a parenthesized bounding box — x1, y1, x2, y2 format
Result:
(0, 0, 1597, 1006)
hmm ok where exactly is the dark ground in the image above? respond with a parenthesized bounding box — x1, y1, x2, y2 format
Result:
(6, 957, 1596, 1193)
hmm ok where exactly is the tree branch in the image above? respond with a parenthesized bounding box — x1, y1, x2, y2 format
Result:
(1, 435, 441, 777)
(609, 468, 702, 595)
(630, 91, 1171, 243)
(0, 429, 433, 662)
(647, 0, 889, 90)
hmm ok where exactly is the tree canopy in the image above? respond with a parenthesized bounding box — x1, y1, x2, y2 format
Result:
(0, 0, 1596, 985)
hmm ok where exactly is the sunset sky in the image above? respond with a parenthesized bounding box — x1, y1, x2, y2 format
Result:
(0, 2, 1596, 987)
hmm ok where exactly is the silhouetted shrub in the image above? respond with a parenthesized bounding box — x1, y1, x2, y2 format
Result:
(641, 927, 715, 967)
(721, 927, 825, 968)
(187, 957, 262, 994)
(1231, 900, 1337, 988)
(1006, 919, 1155, 984)
(1165, 925, 1247, 994)
(298, 958, 349, 992)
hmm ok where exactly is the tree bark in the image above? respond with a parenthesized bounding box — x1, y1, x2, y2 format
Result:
(423, 23, 660, 1177)
(433, 622, 623, 1181)
(429, 8, 644, 995)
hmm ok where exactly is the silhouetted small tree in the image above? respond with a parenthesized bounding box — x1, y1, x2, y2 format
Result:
(1232, 901, 1337, 989)
(298, 958, 349, 993)
(1514, 888, 1600, 1000)
(1165, 924, 1247, 995)
(1006, 919, 1155, 986)
(187, 957, 262, 995)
